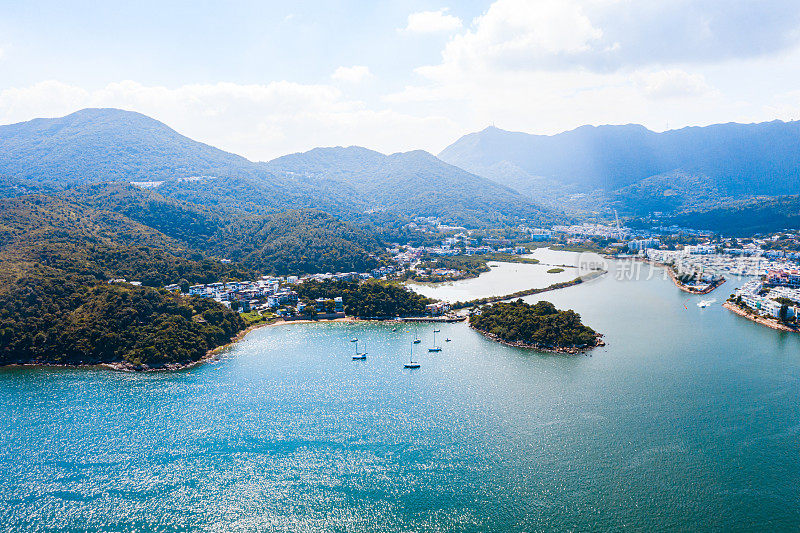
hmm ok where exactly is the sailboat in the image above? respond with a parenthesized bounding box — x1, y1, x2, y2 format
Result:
(404, 341, 420, 369)
(352, 338, 366, 360)
(412, 326, 421, 344)
(428, 328, 442, 352)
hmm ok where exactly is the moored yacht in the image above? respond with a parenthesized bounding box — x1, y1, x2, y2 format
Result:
(351, 339, 366, 360)
(404, 341, 420, 369)
(428, 328, 442, 352)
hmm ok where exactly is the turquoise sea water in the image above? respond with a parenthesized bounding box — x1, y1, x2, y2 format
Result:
(2, 259, 800, 531)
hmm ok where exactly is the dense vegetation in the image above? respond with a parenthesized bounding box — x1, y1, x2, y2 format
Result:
(470, 299, 599, 350)
(0, 269, 244, 368)
(660, 195, 800, 236)
(0, 188, 383, 368)
(0, 186, 384, 283)
(0, 195, 254, 286)
(69, 182, 385, 275)
(296, 279, 432, 318)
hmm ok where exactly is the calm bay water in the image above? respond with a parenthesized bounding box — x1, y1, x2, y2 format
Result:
(406, 249, 602, 303)
(2, 254, 800, 531)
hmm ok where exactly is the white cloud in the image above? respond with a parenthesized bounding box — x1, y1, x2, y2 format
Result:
(381, 0, 800, 143)
(418, 0, 603, 79)
(0, 80, 459, 159)
(418, 0, 800, 78)
(331, 65, 373, 84)
(402, 8, 462, 34)
(636, 69, 714, 100)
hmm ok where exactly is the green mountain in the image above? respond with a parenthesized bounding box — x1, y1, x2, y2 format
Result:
(0, 108, 260, 183)
(657, 195, 800, 236)
(264, 146, 552, 226)
(0, 194, 249, 369)
(0, 185, 384, 284)
(0, 109, 552, 226)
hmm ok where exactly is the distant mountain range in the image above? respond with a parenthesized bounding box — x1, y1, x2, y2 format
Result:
(0, 108, 551, 227)
(6, 108, 800, 233)
(439, 121, 800, 217)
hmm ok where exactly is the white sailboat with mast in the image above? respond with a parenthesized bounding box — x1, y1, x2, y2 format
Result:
(428, 328, 442, 352)
(351, 338, 366, 360)
(404, 340, 420, 369)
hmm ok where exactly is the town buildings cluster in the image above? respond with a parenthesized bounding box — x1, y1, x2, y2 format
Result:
(733, 275, 800, 320)
(647, 244, 800, 277)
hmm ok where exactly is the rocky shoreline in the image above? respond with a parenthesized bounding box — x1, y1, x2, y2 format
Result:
(723, 301, 799, 333)
(468, 320, 605, 354)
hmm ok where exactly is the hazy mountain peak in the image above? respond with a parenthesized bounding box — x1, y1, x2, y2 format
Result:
(439, 119, 800, 199)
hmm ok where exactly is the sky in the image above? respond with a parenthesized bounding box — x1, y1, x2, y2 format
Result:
(2, 0, 800, 161)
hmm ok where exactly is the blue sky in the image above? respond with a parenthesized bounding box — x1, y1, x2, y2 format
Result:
(2, 0, 800, 160)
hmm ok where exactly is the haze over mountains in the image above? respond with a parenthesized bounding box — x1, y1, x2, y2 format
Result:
(4, 108, 800, 233)
(439, 121, 800, 216)
(0, 108, 550, 227)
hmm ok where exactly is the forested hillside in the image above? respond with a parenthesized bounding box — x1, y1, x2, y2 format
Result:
(0, 269, 244, 369)
(0, 195, 240, 287)
(0, 188, 384, 283)
(0, 108, 260, 183)
(656, 196, 800, 235)
(0, 189, 384, 368)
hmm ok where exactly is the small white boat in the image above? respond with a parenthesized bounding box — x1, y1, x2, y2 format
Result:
(351, 339, 367, 360)
(697, 298, 716, 308)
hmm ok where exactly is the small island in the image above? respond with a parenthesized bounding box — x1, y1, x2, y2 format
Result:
(547, 267, 565, 274)
(469, 299, 604, 354)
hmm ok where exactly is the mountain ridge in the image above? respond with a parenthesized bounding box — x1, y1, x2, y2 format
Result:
(0, 108, 551, 226)
(439, 119, 800, 214)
